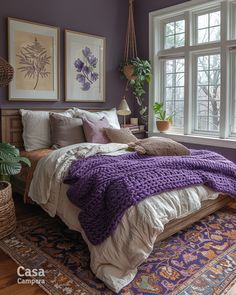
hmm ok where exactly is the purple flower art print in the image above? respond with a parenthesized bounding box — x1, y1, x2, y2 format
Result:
(74, 47, 99, 91)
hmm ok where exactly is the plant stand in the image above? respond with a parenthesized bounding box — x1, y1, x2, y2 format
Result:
(0, 181, 16, 239)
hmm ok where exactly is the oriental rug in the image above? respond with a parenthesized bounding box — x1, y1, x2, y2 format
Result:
(0, 206, 236, 295)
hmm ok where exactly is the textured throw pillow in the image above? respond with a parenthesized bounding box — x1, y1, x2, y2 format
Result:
(82, 117, 110, 143)
(105, 128, 138, 144)
(128, 137, 190, 156)
(49, 113, 86, 149)
(73, 108, 120, 129)
(20, 109, 74, 151)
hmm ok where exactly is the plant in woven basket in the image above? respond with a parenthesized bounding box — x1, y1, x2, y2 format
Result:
(119, 0, 152, 125)
(120, 58, 152, 122)
(0, 143, 31, 182)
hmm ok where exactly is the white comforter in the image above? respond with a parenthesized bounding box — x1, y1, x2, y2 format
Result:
(29, 143, 221, 293)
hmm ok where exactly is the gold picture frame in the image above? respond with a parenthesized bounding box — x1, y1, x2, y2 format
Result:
(8, 17, 60, 101)
(65, 29, 106, 102)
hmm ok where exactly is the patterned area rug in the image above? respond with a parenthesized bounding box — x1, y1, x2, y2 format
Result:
(0, 206, 236, 295)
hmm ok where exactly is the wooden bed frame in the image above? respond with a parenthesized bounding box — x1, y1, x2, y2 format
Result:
(0, 108, 233, 241)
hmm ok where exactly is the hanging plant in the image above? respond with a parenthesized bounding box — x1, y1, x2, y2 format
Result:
(119, 0, 152, 125)
(120, 58, 151, 122)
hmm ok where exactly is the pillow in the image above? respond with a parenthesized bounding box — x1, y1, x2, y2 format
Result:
(20, 109, 74, 151)
(128, 137, 190, 156)
(73, 108, 120, 129)
(49, 113, 85, 149)
(82, 117, 110, 144)
(105, 128, 138, 144)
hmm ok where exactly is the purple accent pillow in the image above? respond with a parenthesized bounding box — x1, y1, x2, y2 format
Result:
(82, 117, 110, 143)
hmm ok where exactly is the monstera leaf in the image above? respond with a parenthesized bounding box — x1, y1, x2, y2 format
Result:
(0, 143, 31, 178)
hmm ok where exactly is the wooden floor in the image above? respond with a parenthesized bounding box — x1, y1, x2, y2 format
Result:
(0, 195, 46, 295)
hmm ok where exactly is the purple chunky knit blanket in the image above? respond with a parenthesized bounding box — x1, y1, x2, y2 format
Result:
(64, 150, 236, 245)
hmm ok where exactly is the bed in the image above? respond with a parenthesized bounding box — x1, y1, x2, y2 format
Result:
(0, 108, 233, 292)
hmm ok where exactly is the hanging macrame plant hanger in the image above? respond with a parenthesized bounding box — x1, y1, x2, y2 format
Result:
(123, 0, 138, 81)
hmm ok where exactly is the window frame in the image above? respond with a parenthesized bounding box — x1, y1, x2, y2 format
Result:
(193, 6, 221, 45)
(193, 50, 221, 135)
(161, 57, 185, 132)
(149, 0, 236, 149)
(230, 50, 236, 135)
(161, 15, 186, 50)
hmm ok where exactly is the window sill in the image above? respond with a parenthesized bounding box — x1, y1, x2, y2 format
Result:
(148, 131, 236, 149)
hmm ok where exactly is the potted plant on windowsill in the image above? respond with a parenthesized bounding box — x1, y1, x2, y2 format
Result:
(0, 143, 30, 239)
(153, 102, 174, 133)
(120, 57, 152, 124)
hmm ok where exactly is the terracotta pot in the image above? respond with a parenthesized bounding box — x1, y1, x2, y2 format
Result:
(123, 64, 137, 80)
(156, 120, 170, 132)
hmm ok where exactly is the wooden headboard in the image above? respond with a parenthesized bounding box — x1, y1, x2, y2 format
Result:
(0, 108, 103, 149)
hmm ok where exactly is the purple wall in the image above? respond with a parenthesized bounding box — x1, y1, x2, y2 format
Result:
(134, 0, 236, 162)
(0, 0, 235, 161)
(0, 0, 129, 110)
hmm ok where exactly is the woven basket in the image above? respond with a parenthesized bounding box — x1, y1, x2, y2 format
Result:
(0, 181, 16, 239)
(123, 64, 137, 81)
(0, 57, 14, 87)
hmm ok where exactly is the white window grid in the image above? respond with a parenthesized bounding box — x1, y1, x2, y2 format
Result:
(149, 0, 236, 143)
(164, 20, 185, 49)
(195, 9, 221, 44)
(194, 53, 221, 134)
(161, 14, 186, 51)
(230, 50, 236, 135)
(162, 58, 185, 130)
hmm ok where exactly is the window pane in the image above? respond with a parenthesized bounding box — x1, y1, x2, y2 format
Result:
(198, 14, 208, 29)
(210, 11, 221, 26)
(165, 22, 175, 36)
(231, 54, 236, 135)
(195, 54, 221, 133)
(163, 59, 185, 129)
(165, 35, 174, 49)
(209, 27, 220, 42)
(176, 20, 185, 33)
(197, 11, 221, 43)
(198, 29, 209, 43)
(164, 20, 185, 49)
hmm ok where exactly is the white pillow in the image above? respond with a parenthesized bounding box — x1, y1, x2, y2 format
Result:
(20, 109, 74, 151)
(73, 108, 120, 129)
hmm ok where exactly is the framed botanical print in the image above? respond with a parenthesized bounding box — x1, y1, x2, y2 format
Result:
(8, 18, 59, 101)
(65, 29, 105, 102)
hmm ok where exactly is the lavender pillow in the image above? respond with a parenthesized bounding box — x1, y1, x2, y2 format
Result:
(82, 117, 110, 143)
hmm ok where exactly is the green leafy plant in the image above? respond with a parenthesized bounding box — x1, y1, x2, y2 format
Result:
(120, 57, 152, 124)
(0, 143, 31, 182)
(153, 102, 174, 124)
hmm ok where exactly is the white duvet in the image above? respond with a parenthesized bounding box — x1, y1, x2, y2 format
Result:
(29, 143, 221, 293)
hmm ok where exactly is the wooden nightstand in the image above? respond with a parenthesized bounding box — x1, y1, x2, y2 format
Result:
(121, 124, 147, 139)
(131, 129, 146, 139)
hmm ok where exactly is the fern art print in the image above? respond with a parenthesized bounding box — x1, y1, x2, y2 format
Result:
(17, 37, 51, 90)
(8, 18, 59, 101)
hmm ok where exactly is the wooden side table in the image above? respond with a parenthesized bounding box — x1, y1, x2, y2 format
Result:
(130, 129, 146, 139)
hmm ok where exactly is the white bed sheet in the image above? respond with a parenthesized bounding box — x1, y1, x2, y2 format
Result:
(29, 143, 222, 293)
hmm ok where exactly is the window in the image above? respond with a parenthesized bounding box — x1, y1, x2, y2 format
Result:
(231, 52, 236, 135)
(196, 11, 221, 43)
(164, 59, 185, 129)
(164, 20, 185, 49)
(195, 54, 221, 133)
(149, 0, 236, 148)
